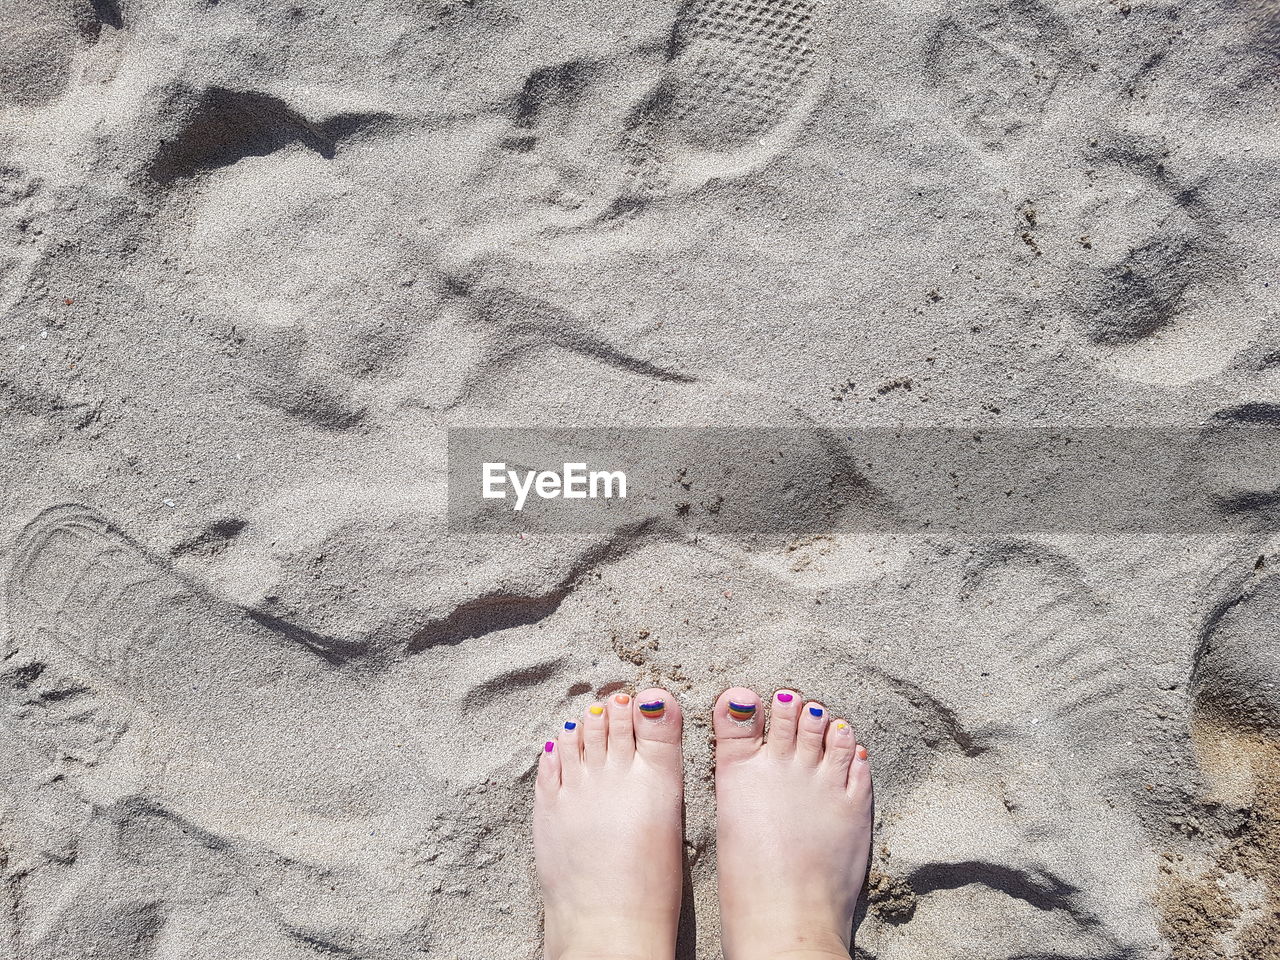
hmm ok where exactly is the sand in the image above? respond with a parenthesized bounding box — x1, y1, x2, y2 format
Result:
(2, 0, 1279, 957)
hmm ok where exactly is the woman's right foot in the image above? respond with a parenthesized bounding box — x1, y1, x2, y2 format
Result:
(713, 686, 873, 960)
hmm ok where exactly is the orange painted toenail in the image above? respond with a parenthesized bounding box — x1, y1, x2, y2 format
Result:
(589, 705, 604, 716)
(856, 745, 868, 761)
(614, 694, 631, 706)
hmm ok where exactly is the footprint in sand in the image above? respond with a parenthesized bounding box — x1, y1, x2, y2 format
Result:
(7, 505, 190, 691)
(1053, 132, 1259, 386)
(920, 0, 1069, 150)
(1159, 568, 1280, 958)
(4, 505, 428, 834)
(619, 0, 826, 203)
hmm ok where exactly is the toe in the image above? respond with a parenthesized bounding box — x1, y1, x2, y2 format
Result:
(795, 700, 828, 765)
(848, 741, 873, 812)
(712, 687, 764, 764)
(536, 738, 561, 794)
(582, 700, 609, 767)
(766, 689, 801, 760)
(820, 718, 856, 786)
(632, 688, 683, 751)
(557, 718, 583, 782)
(606, 692, 636, 763)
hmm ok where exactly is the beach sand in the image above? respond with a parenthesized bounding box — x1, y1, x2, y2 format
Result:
(2, 0, 1279, 957)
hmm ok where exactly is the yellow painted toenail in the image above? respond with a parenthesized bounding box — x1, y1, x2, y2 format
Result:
(836, 722, 848, 731)
(589, 705, 604, 716)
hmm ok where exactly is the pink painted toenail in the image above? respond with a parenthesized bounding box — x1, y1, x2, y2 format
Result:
(776, 692, 794, 703)
(544, 741, 555, 753)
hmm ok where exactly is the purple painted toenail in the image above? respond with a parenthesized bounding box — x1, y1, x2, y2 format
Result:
(776, 692, 794, 703)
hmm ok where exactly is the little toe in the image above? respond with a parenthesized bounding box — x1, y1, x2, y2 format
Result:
(820, 718, 857, 786)
(765, 689, 802, 760)
(557, 718, 583, 782)
(582, 700, 609, 767)
(713, 687, 764, 765)
(795, 700, 829, 766)
(607, 692, 636, 763)
(632, 688, 683, 755)
(536, 738, 560, 795)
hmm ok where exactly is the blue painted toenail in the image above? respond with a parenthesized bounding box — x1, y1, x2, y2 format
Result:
(564, 721, 577, 730)
(809, 706, 824, 717)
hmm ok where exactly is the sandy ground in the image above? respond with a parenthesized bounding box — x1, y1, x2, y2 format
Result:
(2, 0, 1280, 957)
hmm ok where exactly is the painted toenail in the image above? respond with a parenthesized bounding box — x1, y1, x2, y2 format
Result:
(776, 692, 794, 703)
(544, 741, 555, 753)
(809, 705, 824, 717)
(614, 694, 631, 706)
(564, 721, 577, 730)
(728, 701, 757, 721)
(856, 745, 868, 761)
(836, 722, 850, 734)
(639, 699, 665, 719)
(589, 705, 604, 716)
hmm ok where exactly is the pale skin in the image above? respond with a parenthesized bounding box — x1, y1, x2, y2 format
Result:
(534, 686, 873, 960)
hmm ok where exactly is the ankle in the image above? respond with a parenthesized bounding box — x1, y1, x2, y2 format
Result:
(721, 914, 850, 960)
(547, 912, 677, 960)
(726, 944, 849, 960)
(556, 948, 674, 960)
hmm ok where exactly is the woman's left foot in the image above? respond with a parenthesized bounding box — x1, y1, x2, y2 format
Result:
(534, 688, 685, 960)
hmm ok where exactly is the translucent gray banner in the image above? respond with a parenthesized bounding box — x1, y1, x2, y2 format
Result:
(446, 423, 1280, 535)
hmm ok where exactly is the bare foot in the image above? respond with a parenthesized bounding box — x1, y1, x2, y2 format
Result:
(713, 687, 873, 960)
(534, 689, 685, 960)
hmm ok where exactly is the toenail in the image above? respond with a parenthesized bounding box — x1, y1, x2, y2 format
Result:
(856, 745, 868, 761)
(564, 721, 577, 730)
(728, 700, 757, 721)
(589, 705, 604, 716)
(809, 705, 824, 718)
(544, 741, 555, 753)
(835, 722, 850, 734)
(639, 699, 665, 719)
(614, 693, 631, 706)
(776, 692, 794, 703)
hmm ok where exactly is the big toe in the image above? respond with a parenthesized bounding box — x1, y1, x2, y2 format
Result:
(632, 688, 683, 768)
(713, 687, 764, 764)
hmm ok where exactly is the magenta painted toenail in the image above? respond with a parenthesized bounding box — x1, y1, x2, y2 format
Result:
(776, 692, 794, 703)
(544, 741, 555, 753)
